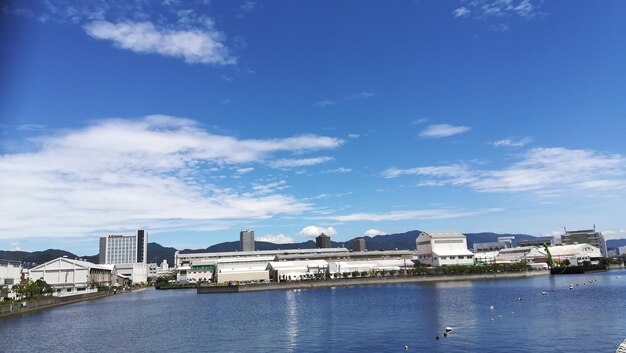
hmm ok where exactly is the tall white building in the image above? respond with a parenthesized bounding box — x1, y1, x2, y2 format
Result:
(415, 231, 475, 267)
(98, 230, 148, 283)
(240, 229, 255, 252)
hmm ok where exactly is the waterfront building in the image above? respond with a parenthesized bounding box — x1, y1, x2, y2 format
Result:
(316, 233, 331, 249)
(497, 236, 515, 248)
(560, 228, 607, 258)
(518, 236, 555, 247)
(28, 257, 113, 296)
(352, 237, 366, 252)
(147, 263, 158, 282)
(415, 231, 474, 266)
(618, 246, 626, 256)
(0, 259, 22, 300)
(473, 241, 507, 252)
(239, 229, 255, 252)
(496, 246, 548, 264)
(98, 230, 148, 283)
(547, 244, 603, 265)
(174, 248, 349, 282)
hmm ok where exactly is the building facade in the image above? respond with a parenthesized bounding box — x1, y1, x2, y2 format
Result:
(1, 259, 22, 300)
(98, 230, 148, 283)
(316, 233, 331, 249)
(561, 228, 607, 258)
(28, 257, 113, 296)
(415, 231, 474, 266)
(239, 229, 255, 252)
(352, 237, 366, 252)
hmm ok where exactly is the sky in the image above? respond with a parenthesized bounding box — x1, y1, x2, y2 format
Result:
(1, 0, 626, 255)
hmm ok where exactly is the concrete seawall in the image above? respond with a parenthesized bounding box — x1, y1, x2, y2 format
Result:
(198, 270, 549, 294)
(0, 291, 113, 319)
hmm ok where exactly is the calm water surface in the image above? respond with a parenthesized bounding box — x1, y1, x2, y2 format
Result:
(1, 269, 625, 353)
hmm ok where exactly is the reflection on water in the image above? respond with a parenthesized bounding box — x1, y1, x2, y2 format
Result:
(0, 270, 624, 353)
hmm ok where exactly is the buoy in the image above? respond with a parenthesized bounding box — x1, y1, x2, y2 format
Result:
(404, 345, 408, 350)
(517, 297, 522, 301)
(436, 336, 439, 340)
(443, 332, 448, 337)
(489, 305, 495, 310)
(541, 291, 547, 295)
(445, 327, 454, 333)
(491, 318, 494, 321)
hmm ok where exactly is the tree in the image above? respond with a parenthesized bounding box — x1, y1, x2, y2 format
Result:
(12, 279, 53, 299)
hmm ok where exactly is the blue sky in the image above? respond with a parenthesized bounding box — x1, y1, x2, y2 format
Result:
(1, 0, 626, 255)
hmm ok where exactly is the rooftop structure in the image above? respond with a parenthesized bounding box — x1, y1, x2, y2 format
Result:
(561, 228, 607, 258)
(518, 236, 555, 247)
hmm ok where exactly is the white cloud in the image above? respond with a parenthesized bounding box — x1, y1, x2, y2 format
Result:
(348, 134, 360, 139)
(251, 180, 288, 195)
(491, 137, 532, 147)
(318, 208, 499, 222)
(453, 7, 471, 18)
(299, 225, 337, 237)
(344, 92, 375, 100)
(452, 0, 542, 20)
(270, 156, 333, 169)
(602, 230, 626, 240)
(84, 20, 235, 65)
(315, 100, 335, 108)
(323, 167, 352, 174)
(364, 229, 387, 237)
(257, 234, 294, 244)
(419, 124, 471, 138)
(236, 167, 254, 174)
(0, 115, 344, 238)
(382, 147, 626, 195)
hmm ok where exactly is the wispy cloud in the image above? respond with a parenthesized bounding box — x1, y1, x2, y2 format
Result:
(315, 100, 335, 108)
(453, 0, 542, 20)
(299, 225, 337, 237)
(0, 115, 343, 238)
(317, 208, 500, 222)
(491, 137, 533, 147)
(257, 234, 294, 244)
(323, 167, 352, 174)
(344, 92, 375, 100)
(382, 147, 626, 195)
(419, 124, 471, 138)
(84, 21, 235, 65)
(270, 156, 334, 169)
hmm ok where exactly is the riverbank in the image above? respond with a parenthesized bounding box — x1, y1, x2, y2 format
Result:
(198, 270, 549, 294)
(0, 290, 114, 319)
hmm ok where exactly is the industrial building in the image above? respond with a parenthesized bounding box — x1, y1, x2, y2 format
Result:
(99, 230, 148, 283)
(548, 244, 603, 265)
(352, 237, 367, 252)
(1, 259, 22, 300)
(518, 236, 555, 247)
(316, 233, 331, 248)
(561, 228, 608, 258)
(239, 229, 255, 252)
(28, 257, 114, 296)
(415, 231, 474, 266)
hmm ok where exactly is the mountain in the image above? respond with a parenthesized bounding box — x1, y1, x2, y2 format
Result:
(147, 242, 178, 266)
(607, 239, 626, 249)
(0, 249, 93, 268)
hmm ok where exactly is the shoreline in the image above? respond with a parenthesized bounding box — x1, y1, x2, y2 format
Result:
(198, 270, 549, 294)
(0, 291, 114, 319)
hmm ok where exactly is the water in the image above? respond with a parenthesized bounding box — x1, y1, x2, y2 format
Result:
(1, 270, 625, 353)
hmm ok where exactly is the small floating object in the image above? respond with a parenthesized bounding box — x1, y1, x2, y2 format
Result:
(517, 297, 522, 301)
(435, 336, 439, 340)
(404, 345, 408, 350)
(491, 318, 494, 321)
(542, 291, 547, 295)
(445, 327, 454, 333)
(443, 333, 448, 337)
(489, 305, 495, 310)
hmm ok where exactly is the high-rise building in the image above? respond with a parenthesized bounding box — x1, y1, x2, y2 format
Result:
(316, 233, 331, 249)
(352, 237, 366, 252)
(99, 230, 148, 283)
(240, 229, 255, 252)
(99, 230, 147, 265)
(561, 228, 607, 258)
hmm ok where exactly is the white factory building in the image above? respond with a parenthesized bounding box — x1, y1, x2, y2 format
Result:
(28, 257, 114, 296)
(548, 244, 603, 265)
(1, 259, 22, 300)
(415, 231, 475, 266)
(175, 248, 415, 283)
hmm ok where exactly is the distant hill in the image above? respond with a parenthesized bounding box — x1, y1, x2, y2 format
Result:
(0, 249, 93, 268)
(4, 232, 623, 268)
(607, 239, 626, 249)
